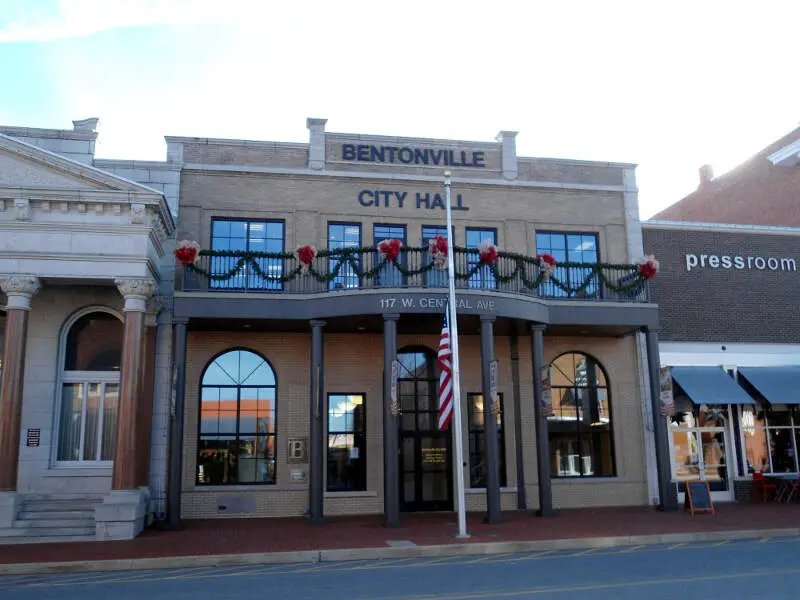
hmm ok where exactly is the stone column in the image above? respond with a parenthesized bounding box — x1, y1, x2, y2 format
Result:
(112, 278, 156, 490)
(531, 324, 553, 516)
(0, 275, 40, 494)
(480, 316, 502, 523)
(167, 318, 188, 530)
(644, 327, 677, 511)
(309, 320, 326, 525)
(383, 313, 400, 527)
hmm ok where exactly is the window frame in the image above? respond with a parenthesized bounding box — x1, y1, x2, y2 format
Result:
(467, 392, 507, 488)
(738, 403, 800, 475)
(547, 351, 616, 478)
(465, 227, 498, 290)
(421, 225, 453, 288)
(373, 224, 407, 288)
(196, 348, 279, 486)
(535, 230, 600, 298)
(326, 392, 367, 492)
(328, 221, 362, 291)
(53, 306, 124, 469)
(209, 217, 286, 291)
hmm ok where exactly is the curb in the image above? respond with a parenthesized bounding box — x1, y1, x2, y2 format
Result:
(2, 526, 799, 576)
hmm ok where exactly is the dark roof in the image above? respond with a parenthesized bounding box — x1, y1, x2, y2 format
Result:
(651, 126, 800, 226)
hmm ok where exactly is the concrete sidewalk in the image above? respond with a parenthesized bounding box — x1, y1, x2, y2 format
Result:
(1, 503, 798, 575)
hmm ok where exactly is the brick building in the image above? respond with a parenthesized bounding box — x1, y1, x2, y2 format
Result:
(644, 125, 800, 505)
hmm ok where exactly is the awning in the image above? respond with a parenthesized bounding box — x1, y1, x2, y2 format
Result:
(738, 366, 800, 405)
(670, 366, 755, 405)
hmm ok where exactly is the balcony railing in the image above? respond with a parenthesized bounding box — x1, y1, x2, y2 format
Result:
(180, 247, 651, 303)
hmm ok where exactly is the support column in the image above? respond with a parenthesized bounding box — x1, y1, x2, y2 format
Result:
(0, 276, 40, 493)
(95, 278, 155, 541)
(509, 328, 526, 510)
(531, 324, 553, 517)
(167, 318, 188, 530)
(309, 320, 326, 525)
(644, 327, 677, 511)
(480, 316, 502, 523)
(383, 313, 401, 527)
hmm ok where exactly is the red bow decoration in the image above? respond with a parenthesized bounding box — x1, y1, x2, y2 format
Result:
(295, 245, 317, 272)
(175, 240, 200, 265)
(378, 239, 403, 262)
(477, 240, 498, 265)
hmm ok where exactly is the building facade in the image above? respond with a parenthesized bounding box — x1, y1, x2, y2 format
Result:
(0, 119, 179, 542)
(169, 119, 668, 523)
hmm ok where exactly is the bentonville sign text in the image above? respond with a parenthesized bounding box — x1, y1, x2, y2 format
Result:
(379, 296, 496, 311)
(342, 144, 486, 168)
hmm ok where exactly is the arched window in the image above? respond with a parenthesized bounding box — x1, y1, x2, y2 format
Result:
(56, 309, 123, 463)
(548, 352, 615, 477)
(197, 349, 277, 485)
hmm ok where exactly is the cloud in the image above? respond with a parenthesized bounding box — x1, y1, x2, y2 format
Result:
(0, 0, 252, 43)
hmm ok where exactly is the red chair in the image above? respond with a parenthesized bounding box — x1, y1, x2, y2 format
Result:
(753, 472, 778, 503)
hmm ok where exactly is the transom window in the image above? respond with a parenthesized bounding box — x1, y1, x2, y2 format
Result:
(197, 350, 277, 485)
(466, 228, 497, 289)
(328, 223, 362, 290)
(547, 352, 615, 477)
(56, 310, 123, 463)
(210, 219, 285, 290)
(467, 392, 506, 487)
(536, 232, 599, 298)
(327, 394, 366, 491)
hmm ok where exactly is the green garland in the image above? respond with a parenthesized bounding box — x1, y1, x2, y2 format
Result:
(183, 246, 650, 295)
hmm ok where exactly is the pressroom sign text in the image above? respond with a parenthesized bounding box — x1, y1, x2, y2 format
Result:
(685, 253, 797, 272)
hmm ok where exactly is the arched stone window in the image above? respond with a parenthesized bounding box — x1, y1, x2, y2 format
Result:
(548, 351, 615, 477)
(197, 349, 277, 485)
(56, 308, 123, 463)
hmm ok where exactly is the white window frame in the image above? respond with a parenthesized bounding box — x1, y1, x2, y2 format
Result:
(51, 306, 123, 469)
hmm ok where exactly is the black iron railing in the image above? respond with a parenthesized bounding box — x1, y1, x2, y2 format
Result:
(180, 248, 650, 303)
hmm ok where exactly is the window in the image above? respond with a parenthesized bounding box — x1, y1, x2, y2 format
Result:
(56, 309, 123, 463)
(374, 224, 406, 288)
(548, 352, 615, 477)
(740, 404, 800, 474)
(328, 223, 361, 290)
(466, 228, 497, 289)
(327, 394, 366, 491)
(210, 219, 285, 290)
(422, 225, 450, 288)
(197, 350, 277, 485)
(535, 232, 599, 298)
(467, 393, 507, 487)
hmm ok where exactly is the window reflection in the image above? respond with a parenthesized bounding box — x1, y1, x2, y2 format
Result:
(535, 231, 599, 298)
(327, 394, 366, 491)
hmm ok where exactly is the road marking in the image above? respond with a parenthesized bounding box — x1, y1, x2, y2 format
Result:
(667, 542, 687, 549)
(569, 547, 603, 556)
(710, 540, 731, 547)
(618, 545, 645, 554)
(360, 566, 800, 600)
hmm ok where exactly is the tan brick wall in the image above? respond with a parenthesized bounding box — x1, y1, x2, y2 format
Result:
(181, 331, 647, 518)
(182, 142, 308, 169)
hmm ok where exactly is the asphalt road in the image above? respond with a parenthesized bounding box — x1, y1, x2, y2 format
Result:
(2, 536, 800, 599)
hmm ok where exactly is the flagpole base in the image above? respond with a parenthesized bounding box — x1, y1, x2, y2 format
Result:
(453, 532, 472, 539)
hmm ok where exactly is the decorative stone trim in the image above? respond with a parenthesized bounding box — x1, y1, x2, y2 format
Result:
(0, 275, 41, 310)
(14, 198, 30, 221)
(115, 278, 157, 312)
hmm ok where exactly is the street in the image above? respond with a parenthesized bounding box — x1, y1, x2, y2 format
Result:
(2, 536, 799, 599)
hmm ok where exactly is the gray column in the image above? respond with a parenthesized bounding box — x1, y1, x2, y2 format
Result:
(531, 324, 553, 516)
(167, 318, 188, 530)
(480, 316, 502, 523)
(383, 314, 401, 527)
(509, 328, 526, 510)
(644, 327, 677, 511)
(309, 320, 326, 524)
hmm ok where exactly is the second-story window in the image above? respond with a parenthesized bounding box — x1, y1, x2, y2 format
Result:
(422, 225, 449, 288)
(535, 232, 599, 298)
(374, 224, 406, 288)
(466, 228, 497, 289)
(210, 219, 284, 290)
(328, 223, 361, 290)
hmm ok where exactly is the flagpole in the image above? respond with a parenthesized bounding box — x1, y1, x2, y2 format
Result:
(444, 171, 469, 539)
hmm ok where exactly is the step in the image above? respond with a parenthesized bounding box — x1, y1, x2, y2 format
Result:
(19, 501, 101, 512)
(19, 493, 104, 502)
(0, 534, 97, 544)
(18, 510, 95, 521)
(14, 519, 95, 529)
(17, 526, 96, 537)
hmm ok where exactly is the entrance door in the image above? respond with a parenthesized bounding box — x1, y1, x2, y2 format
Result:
(398, 349, 453, 512)
(669, 406, 734, 503)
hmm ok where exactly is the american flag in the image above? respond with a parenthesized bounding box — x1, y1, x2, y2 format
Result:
(438, 305, 454, 430)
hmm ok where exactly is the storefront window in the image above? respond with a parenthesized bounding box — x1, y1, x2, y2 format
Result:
(548, 352, 615, 477)
(327, 394, 366, 492)
(56, 309, 123, 463)
(328, 223, 361, 290)
(741, 405, 799, 474)
(210, 219, 284, 290)
(197, 350, 277, 485)
(467, 393, 506, 487)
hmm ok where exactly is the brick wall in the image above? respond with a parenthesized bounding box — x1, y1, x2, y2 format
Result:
(643, 226, 800, 343)
(181, 331, 647, 518)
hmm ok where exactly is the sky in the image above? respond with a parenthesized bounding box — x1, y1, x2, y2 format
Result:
(0, 0, 798, 218)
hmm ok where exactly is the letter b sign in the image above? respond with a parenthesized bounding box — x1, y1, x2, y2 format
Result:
(288, 438, 308, 462)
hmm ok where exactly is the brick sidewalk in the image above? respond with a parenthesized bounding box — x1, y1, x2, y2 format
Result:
(0, 503, 798, 565)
